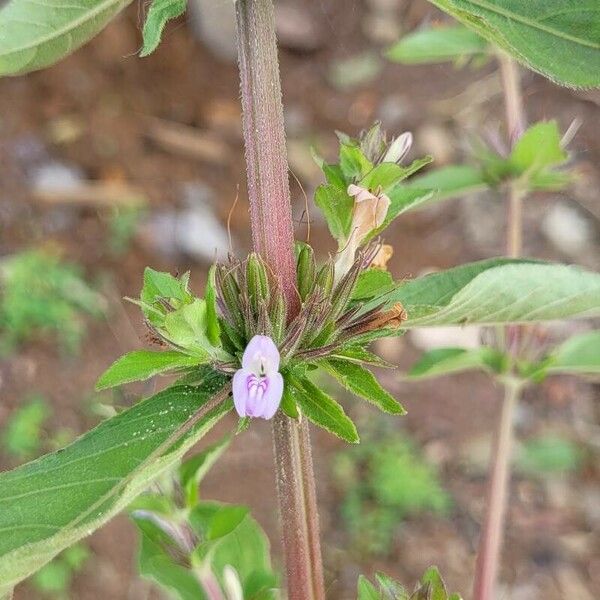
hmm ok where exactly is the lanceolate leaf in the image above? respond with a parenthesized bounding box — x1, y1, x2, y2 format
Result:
(95, 350, 202, 390)
(429, 0, 600, 88)
(321, 359, 405, 415)
(386, 24, 489, 64)
(407, 347, 507, 379)
(0, 0, 131, 76)
(407, 165, 489, 203)
(290, 376, 359, 443)
(0, 378, 231, 594)
(374, 259, 600, 327)
(546, 330, 600, 375)
(140, 0, 187, 57)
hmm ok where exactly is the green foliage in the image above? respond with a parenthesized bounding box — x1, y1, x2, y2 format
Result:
(128, 267, 228, 362)
(31, 544, 90, 598)
(0, 376, 231, 594)
(0, 250, 104, 354)
(0, 0, 131, 76)
(406, 121, 571, 205)
(386, 24, 489, 65)
(334, 432, 451, 556)
(96, 350, 203, 390)
(287, 375, 359, 443)
(545, 331, 600, 375)
(517, 435, 584, 475)
(2, 396, 51, 461)
(374, 259, 600, 327)
(140, 0, 187, 57)
(312, 128, 432, 250)
(321, 359, 405, 415)
(358, 567, 462, 599)
(407, 347, 508, 380)
(429, 0, 600, 88)
(508, 121, 569, 188)
(131, 434, 277, 600)
(407, 165, 490, 203)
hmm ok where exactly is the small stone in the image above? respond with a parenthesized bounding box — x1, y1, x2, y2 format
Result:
(362, 13, 401, 45)
(541, 201, 595, 258)
(275, 4, 323, 52)
(377, 94, 410, 128)
(417, 123, 456, 166)
(187, 0, 237, 61)
(29, 161, 84, 192)
(328, 53, 382, 90)
(410, 325, 482, 351)
(137, 184, 229, 262)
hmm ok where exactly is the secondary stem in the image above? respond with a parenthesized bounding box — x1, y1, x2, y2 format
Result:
(473, 54, 526, 600)
(499, 51, 526, 259)
(472, 380, 522, 600)
(234, 1, 324, 598)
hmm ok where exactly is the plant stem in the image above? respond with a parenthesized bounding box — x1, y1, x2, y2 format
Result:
(472, 379, 522, 600)
(473, 54, 527, 600)
(499, 52, 526, 258)
(234, 1, 324, 598)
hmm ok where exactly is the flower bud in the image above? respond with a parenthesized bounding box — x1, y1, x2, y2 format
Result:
(314, 261, 335, 298)
(246, 253, 269, 312)
(296, 244, 316, 301)
(217, 264, 242, 319)
(268, 289, 287, 343)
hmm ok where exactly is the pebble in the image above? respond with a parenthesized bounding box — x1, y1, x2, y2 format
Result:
(541, 201, 595, 258)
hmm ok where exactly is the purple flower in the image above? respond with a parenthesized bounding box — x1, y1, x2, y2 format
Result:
(232, 335, 284, 419)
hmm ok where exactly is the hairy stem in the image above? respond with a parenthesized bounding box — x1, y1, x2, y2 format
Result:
(472, 380, 522, 600)
(473, 54, 527, 600)
(499, 52, 526, 258)
(234, 1, 324, 598)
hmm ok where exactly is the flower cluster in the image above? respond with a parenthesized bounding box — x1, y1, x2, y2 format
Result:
(99, 122, 424, 437)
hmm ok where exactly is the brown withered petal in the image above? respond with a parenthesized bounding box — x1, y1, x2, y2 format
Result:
(370, 244, 394, 270)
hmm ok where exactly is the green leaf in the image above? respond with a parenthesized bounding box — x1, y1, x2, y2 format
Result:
(179, 435, 231, 507)
(314, 184, 354, 243)
(510, 121, 567, 174)
(375, 572, 408, 598)
(366, 186, 434, 241)
(192, 506, 275, 593)
(407, 165, 489, 202)
(96, 350, 202, 390)
(140, 0, 187, 57)
(429, 0, 600, 88)
(280, 382, 300, 419)
(360, 157, 432, 194)
(407, 347, 507, 379)
(419, 567, 449, 600)
(340, 144, 374, 181)
(357, 575, 381, 600)
(0, 378, 231, 594)
(353, 269, 395, 301)
(321, 359, 405, 415)
(332, 345, 394, 368)
(162, 299, 215, 359)
(546, 330, 600, 375)
(0, 0, 131, 77)
(376, 258, 600, 327)
(204, 266, 221, 347)
(290, 376, 359, 443)
(386, 25, 489, 64)
(133, 516, 205, 600)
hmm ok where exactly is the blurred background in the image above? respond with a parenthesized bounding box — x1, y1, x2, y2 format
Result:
(1, 0, 599, 598)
